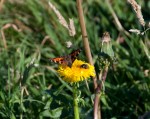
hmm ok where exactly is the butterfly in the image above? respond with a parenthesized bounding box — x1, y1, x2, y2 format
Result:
(49, 49, 81, 67)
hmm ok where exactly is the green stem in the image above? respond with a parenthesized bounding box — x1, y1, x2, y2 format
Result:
(73, 85, 79, 119)
(20, 86, 24, 119)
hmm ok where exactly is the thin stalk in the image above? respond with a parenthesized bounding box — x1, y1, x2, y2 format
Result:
(73, 85, 79, 119)
(76, 0, 99, 118)
(20, 86, 24, 119)
(76, 0, 97, 90)
(1, 30, 7, 49)
(0, 0, 4, 11)
(94, 66, 109, 119)
(94, 92, 100, 119)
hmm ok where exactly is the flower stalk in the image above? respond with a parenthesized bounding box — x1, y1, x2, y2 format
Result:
(73, 84, 80, 119)
(57, 59, 95, 118)
(94, 32, 115, 119)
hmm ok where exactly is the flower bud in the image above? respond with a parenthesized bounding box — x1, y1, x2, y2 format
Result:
(98, 32, 115, 68)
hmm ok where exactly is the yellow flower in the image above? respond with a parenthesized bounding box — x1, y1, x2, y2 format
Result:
(57, 59, 95, 83)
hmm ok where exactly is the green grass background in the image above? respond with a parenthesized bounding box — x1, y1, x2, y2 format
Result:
(0, 0, 150, 118)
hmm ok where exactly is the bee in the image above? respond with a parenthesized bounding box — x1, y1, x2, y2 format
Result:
(80, 64, 89, 69)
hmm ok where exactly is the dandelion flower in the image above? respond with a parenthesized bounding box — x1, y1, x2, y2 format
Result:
(57, 59, 95, 83)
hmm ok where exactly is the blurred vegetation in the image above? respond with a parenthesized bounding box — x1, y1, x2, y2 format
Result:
(0, 0, 150, 118)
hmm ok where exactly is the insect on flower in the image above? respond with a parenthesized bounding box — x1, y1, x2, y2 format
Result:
(57, 59, 95, 83)
(80, 64, 89, 69)
(49, 49, 81, 67)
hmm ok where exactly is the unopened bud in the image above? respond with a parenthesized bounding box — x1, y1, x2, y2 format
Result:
(101, 32, 114, 59)
(98, 32, 115, 69)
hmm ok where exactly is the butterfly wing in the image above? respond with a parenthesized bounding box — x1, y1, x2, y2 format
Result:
(49, 49, 81, 67)
(70, 49, 81, 63)
(50, 57, 65, 64)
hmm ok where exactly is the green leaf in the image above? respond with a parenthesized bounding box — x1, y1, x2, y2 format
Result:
(10, 113, 16, 119)
(101, 95, 111, 109)
(44, 98, 53, 110)
(40, 107, 63, 118)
